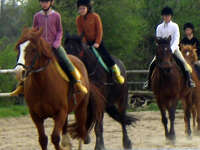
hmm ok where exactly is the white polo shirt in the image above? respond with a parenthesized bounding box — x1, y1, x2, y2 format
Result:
(156, 21, 180, 53)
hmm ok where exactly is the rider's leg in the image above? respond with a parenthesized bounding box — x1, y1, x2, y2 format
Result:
(97, 41, 125, 84)
(53, 46, 88, 94)
(174, 49, 195, 88)
(143, 57, 156, 90)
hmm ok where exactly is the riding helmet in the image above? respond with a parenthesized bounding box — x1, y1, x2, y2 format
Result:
(39, 0, 53, 2)
(161, 6, 173, 16)
(77, 0, 91, 7)
(184, 23, 194, 31)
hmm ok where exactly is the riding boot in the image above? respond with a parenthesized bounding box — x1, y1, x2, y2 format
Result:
(143, 57, 156, 90)
(53, 46, 88, 94)
(174, 49, 196, 88)
(111, 64, 125, 84)
(10, 81, 24, 96)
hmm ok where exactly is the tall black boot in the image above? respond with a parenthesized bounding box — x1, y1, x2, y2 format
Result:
(143, 59, 156, 90)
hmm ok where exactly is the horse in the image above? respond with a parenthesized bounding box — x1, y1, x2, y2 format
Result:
(151, 37, 193, 141)
(15, 27, 105, 150)
(64, 34, 137, 150)
(181, 44, 200, 131)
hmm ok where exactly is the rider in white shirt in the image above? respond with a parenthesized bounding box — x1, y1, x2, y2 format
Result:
(144, 6, 195, 89)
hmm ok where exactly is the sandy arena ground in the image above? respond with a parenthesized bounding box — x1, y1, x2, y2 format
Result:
(0, 111, 200, 150)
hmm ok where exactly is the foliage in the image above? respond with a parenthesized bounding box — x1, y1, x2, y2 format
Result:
(1, 0, 200, 112)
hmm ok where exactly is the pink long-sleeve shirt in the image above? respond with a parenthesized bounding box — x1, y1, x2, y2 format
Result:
(33, 10, 63, 49)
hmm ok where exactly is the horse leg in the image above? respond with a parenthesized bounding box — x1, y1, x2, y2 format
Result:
(30, 112, 48, 150)
(167, 101, 177, 141)
(157, 102, 169, 138)
(182, 99, 192, 137)
(196, 103, 200, 132)
(51, 110, 67, 150)
(192, 105, 196, 128)
(121, 123, 132, 150)
(95, 113, 105, 150)
(61, 117, 72, 150)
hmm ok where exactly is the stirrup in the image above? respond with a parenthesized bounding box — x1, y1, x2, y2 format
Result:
(10, 85, 24, 96)
(143, 80, 151, 90)
(116, 74, 125, 84)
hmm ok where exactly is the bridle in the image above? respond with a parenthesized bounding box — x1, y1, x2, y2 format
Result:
(16, 49, 51, 79)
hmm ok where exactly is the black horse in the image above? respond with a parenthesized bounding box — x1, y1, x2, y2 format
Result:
(64, 35, 136, 150)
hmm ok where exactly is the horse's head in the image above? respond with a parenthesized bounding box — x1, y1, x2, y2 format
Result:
(15, 27, 53, 80)
(155, 36, 173, 72)
(181, 44, 198, 64)
(64, 34, 93, 59)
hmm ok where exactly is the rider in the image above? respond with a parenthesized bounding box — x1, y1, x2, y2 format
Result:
(144, 6, 196, 89)
(76, 0, 125, 84)
(180, 23, 200, 59)
(12, 0, 87, 96)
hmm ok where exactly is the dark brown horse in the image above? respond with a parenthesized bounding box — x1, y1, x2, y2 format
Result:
(64, 34, 137, 150)
(152, 37, 193, 141)
(15, 28, 104, 150)
(181, 45, 200, 131)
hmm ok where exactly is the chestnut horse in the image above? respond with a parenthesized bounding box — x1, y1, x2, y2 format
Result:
(181, 45, 200, 131)
(152, 37, 193, 141)
(15, 28, 104, 150)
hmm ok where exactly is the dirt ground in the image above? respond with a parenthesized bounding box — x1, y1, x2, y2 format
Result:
(0, 111, 200, 150)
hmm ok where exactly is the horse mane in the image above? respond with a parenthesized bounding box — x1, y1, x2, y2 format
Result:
(181, 45, 198, 62)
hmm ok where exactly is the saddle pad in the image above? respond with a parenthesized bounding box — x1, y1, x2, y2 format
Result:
(54, 60, 70, 82)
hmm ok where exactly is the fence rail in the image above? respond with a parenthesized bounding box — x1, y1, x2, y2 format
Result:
(0, 69, 153, 98)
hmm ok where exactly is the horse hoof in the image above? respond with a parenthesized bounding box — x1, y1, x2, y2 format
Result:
(166, 135, 176, 145)
(95, 145, 106, 150)
(123, 139, 132, 150)
(84, 135, 91, 144)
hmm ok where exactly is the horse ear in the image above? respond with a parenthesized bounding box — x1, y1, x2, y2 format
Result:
(179, 43, 184, 50)
(167, 36, 171, 43)
(36, 27, 43, 37)
(155, 37, 160, 46)
(193, 42, 197, 49)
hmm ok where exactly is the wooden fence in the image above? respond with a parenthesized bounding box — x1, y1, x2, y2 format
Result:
(126, 70, 153, 97)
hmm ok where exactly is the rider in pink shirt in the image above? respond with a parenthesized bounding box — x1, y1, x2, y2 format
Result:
(33, 9, 62, 49)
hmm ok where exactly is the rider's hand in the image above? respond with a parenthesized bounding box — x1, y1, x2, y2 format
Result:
(93, 43, 100, 48)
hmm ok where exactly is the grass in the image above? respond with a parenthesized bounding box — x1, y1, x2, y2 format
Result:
(0, 105, 29, 118)
(0, 98, 29, 118)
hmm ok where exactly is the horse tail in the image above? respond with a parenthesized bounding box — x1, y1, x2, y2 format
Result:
(86, 82, 105, 132)
(105, 104, 138, 125)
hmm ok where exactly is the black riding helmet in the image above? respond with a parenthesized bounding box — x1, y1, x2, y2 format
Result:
(39, 0, 54, 11)
(161, 6, 173, 16)
(184, 23, 194, 31)
(39, 0, 53, 2)
(77, 0, 92, 13)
